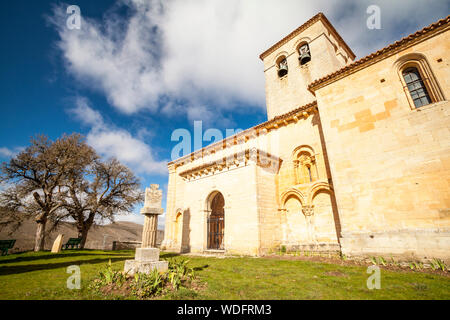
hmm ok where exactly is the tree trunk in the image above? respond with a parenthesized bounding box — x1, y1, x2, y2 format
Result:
(78, 227, 90, 249)
(78, 222, 91, 249)
(34, 218, 47, 252)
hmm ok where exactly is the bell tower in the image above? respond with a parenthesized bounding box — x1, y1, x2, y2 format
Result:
(260, 13, 355, 120)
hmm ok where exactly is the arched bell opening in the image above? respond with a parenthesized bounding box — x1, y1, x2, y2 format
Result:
(277, 56, 289, 77)
(298, 43, 311, 66)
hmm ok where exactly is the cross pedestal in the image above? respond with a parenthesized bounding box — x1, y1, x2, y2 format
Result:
(124, 206, 168, 275)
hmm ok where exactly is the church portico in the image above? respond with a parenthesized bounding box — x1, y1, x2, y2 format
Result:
(163, 153, 273, 256)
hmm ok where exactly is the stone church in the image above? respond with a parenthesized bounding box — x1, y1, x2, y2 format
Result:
(161, 13, 450, 262)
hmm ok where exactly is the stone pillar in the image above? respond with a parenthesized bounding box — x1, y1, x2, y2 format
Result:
(302, 205, 317, 244)
(124, 184, 168, 275)
(141, 211, 161, 248)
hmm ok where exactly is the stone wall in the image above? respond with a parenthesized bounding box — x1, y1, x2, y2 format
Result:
(316, 28, 450, 262)
(162, 15, 450, 263)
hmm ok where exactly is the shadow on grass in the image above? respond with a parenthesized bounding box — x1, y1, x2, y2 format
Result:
(0, 251, 134, 265)
(0, 257, 129, 276)
(160, 253, 182, 259)
(193, 264, 209, 272)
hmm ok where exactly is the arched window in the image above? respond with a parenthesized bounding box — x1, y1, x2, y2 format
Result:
(294, 151, 318, 184)
(402, 67, 432, 108)
(277, 57, 288, 78)
(299, 43, 311, 65)
(395, 54, 445, 110)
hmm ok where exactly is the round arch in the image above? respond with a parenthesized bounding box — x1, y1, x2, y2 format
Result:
(273, 51, 289, 66)
(307, 182, 334, 204)
(292, 37, 312, 53)
(280, 188, 306, 210)
(292, 145, 315, 160)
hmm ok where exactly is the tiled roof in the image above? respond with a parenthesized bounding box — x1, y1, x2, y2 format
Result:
(308, 15, 450, 92)
(253, 101, 318, 131)
(168, 101, 318, 166)
(259, 12, 356, 61)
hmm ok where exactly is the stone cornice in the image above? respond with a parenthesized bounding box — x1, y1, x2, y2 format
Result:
(308, 15, 450, 93)
(259, 12, 355, 62)
(168, 101, 318, 168)
(179, 148, 282, 181)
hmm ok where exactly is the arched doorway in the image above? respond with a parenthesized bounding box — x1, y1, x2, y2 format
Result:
(174, 212, 182, 245)
(207, 192, 225, 250)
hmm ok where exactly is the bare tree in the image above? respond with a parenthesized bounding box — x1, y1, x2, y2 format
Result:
(0, 134, 96, 251)
(62, 158, 144, 249)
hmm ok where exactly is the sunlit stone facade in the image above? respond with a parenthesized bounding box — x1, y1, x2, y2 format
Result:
(161, 13, 450, 263)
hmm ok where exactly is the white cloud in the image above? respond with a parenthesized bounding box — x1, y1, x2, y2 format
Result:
(0, 146, 24, 158)
(87, 128, 167, 174)
(69, 97, 104, 127)
(115, 212, 166, 230)
(52, 0, 449, 120)
(115, 213, 145, 225)
(0, 147, 16, 158)
(69, 97, 167, 175)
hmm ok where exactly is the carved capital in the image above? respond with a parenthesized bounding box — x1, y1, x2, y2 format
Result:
(302, 205, 315, 217)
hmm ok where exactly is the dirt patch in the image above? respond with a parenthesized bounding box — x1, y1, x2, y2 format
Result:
(97, 276, 206, 299)
(262, 254, 450, 277)
(100, 282, 133, 296)
(324, 271, 348, 277)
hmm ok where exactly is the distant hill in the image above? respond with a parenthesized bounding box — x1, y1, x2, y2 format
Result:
(0, 218, 164, 253)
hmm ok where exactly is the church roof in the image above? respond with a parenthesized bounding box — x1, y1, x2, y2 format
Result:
(308, 15, 450, 92)
(259, 12, 356, 61)
(168, 101, 318, 167)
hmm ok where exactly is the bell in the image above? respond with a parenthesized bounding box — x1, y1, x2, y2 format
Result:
(299, 52, 311, 65)
(278, 65, 288, 77)
(299, 44, 311, 65)
(278, 59, 288, 77)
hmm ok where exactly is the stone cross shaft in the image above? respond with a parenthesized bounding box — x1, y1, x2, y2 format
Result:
(142, 212, 161, 248)
(140, 184, 164, 248)
(124, 184, 168, 275)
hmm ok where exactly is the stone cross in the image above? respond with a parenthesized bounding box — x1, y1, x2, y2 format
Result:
(140, 184, 164, 248)
(124, 184, 168, 275)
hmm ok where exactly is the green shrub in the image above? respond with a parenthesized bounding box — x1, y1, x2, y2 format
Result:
(131, 269, 164, 298)
(431, 259, 448, 272)
(91, 257, 197, 299)
(90, 260, 128, 290)
(167, 258, 195, 291)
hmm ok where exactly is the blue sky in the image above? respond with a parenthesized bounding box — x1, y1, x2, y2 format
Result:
(0, 0, 449, 226)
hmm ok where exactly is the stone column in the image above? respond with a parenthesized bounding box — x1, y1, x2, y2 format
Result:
(124, 184, 168, 275)
(302, 205, 317, 244)
(141, 210, 162, 248)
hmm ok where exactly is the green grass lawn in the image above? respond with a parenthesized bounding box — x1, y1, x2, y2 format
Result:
(0, 250, 449, 300)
